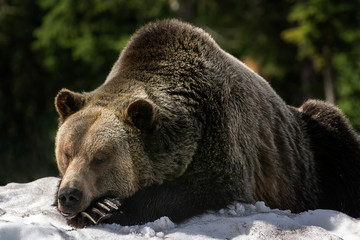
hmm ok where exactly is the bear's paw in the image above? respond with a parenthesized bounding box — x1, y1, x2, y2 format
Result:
(68, 198, 122, 228)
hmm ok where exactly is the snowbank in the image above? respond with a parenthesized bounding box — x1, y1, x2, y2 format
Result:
(0, 177, 359, 239)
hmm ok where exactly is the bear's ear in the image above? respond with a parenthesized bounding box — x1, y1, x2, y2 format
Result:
(125, 99, 156, 131)
(55, 89, 85, 123)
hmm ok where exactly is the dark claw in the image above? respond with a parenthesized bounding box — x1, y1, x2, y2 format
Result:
(92, 207, 106, 217)
(104, 198, 120, 210)
(96, 202, 111, 212)
(109, 198, 121, 206)
(81, 211, 97, 225)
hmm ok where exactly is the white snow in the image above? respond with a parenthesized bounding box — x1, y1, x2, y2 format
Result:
(0, 177, 359, 240)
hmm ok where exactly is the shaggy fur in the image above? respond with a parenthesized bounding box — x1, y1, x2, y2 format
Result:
(54, 19, 360, 227)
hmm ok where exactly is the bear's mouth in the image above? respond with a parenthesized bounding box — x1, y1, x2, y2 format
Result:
(60, 211, 77, 219)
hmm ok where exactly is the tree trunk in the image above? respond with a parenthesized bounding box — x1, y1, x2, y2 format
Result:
(323, 46, 336, 104)
(301, 58, 315, 101)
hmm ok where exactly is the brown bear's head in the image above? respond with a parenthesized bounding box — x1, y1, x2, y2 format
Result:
(54, 88, 158, 218)
(54, 86, 200, 219)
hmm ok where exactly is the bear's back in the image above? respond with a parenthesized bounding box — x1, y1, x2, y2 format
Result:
(101, 20, 320, 212)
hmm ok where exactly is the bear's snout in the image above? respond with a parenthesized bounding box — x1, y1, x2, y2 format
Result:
(58, 188, 83, 217)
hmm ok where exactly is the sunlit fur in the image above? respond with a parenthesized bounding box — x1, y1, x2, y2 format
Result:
(54, 19, 360, 227)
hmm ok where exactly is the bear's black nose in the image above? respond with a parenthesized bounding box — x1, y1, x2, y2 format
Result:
(58, 188, 83, 212)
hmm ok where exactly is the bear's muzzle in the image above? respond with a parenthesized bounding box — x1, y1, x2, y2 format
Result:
(58, 187, 83, 217)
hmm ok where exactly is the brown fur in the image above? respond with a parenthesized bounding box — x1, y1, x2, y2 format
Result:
(54, 19, 360, 227)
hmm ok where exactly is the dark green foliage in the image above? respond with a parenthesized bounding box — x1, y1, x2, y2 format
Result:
(0, 0, 57, 184)
(0, 0, 359, 185)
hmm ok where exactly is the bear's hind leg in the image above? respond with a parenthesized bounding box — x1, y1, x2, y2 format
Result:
(300, 100, 360, 217)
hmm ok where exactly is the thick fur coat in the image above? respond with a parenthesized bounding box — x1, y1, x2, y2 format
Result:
(54, 19, 360, 227)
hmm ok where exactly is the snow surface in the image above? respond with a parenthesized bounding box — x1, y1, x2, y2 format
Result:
(0, 177, 359, 240)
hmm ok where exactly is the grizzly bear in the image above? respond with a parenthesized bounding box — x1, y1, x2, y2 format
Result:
(54, 19, 360, 227)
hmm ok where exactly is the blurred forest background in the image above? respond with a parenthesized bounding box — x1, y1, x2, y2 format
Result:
(0, 0, 359, 185)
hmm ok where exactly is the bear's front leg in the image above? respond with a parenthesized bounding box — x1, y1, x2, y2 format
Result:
(100, 183, 229, 226)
